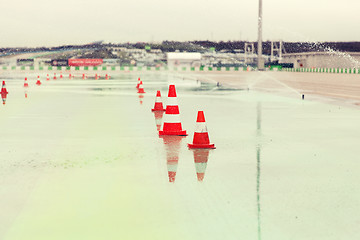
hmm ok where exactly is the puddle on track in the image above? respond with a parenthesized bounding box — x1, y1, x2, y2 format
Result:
(0, 72, 359, 239)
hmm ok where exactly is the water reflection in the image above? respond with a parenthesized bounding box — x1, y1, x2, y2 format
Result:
(24, 90, 28, 99)
(160, 136, 184, 183)
(1, 92, 8, 105)
(256, 102, 262, 240)
(192, 149, 210, 182)
(138, 94, 144, 105)
(153, 111, 164, 131)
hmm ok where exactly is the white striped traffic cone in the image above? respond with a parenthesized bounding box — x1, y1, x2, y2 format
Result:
(136, 77, 141, 89)
(46, 74, 50, 81)
(36, 76, 41, 85)
(159, 84, 187, 136)
(1, 81, 8, 94)
(151, 90, 165, 112)
(137, 81, 145, 93)
(24, 77, 29, 87)
(188, 111, 215, 149)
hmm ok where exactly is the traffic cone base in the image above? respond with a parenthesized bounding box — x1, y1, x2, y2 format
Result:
(188, 143, 215, 149)
(159, 122, 187, 136)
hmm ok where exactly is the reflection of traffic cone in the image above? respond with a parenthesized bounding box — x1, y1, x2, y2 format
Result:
(46, 74, 50, 81)
(1, 92, 7, 105)
(188, 111, 215, 149)
(193, 149, 210, 182)
(153, 111, 165, 131)
(151, 90, 166, 112)
(1, 81, 8, 94)
(24, 77, 29, 87)
(53, 73, 57, 80)
(24, 90, 28, 99)
(139, 94, 144, 105)
(159, 85, 187, 136)
(136, 77, 141, 89)
(36, 76, 41, 85)
(162, 136, 184, 183)
(137, 81, 146, 93)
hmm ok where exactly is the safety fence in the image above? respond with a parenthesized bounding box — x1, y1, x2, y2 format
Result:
(1, 65, 360, 74)
(282, 67, 360, 74)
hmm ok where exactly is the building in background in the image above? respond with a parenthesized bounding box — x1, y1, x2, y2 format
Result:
(280, 52, 360, 68)
(167, 52, 201, 68)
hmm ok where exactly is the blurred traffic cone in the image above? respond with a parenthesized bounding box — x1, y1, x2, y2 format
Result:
(188, 111, 215, 149)
(151, 90, 165, 112)
(36, 76, 41, 85)
(24, 77, 29, 87)
(82, 73, 86, 80)
(46, 74, 50, 81)
(25, 90, 28, 99)
(193, 149, 210, 182)
(60, 73, 63, 79)
(137, 81, 146, 93)
(105, 74, 109, 80)
(95, 73, 98, 80)
(136, 77, 140, 89)
(153, 111, 165, 131)
(159, 84, 187, 136)
(69, 73, 72, 79)
(53, 73, 57, 80)
(1, 81, 8, 94)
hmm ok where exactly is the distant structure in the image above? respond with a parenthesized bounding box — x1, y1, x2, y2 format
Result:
(270, 40, 286, 62)
(167, 52, 201, 68)
(244, 43, 256, 65)
(280, 52, 360, 68)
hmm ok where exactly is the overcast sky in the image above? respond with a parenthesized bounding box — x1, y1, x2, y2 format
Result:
(0, 0, 359, 47)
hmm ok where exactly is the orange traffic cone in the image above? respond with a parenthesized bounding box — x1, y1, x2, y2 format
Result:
(159, 84, 186, 136)
(188, 111, 215, 149)
(46, 74, 50, 81)
(136, 77, 141, 89)
(151, 90, 165, 112)
(24, 77, 29, 87)
(36, 76, 41, 85)
(137, 81, 146, 93)
(1, 81, 8, 94)
(53, 73, 57, 80)
(60, 73, 63, 79)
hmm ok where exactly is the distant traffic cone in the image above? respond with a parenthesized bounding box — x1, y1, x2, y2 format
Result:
(136, 77, 141, 89)
(1, 81, 8, 94)
(69, 74, 72, 79)
(151, 90, 165, 112)
(137, 81, 146, 93)
(105, 74, 109, 80)
(60, 73, 63, 79)
(193, 149, 210, 182)
(36, 76, 41, 85)
(159, 85, 187, 136)
(95, 73, 98, 80)
(24, 77, 29, 87)
(82, 73, 86, 80)
(53, 73, 57, 80)
(46, 74, 50, 81)
(153, 111, 165, 131)
(188, 111, 215, 149)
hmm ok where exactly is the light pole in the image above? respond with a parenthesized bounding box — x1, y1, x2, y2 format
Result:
(257, 0, 264, 70)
